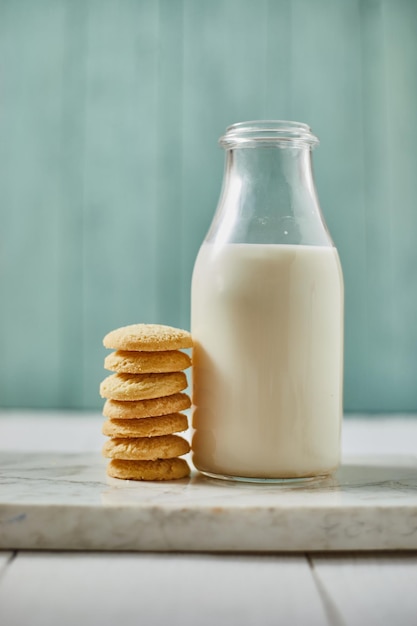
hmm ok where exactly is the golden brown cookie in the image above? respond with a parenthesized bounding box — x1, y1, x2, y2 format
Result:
(102, 413, 188, 438)
(104, 349, 191, 374)
(103, 324, 193, 352)
(103, 434, 190, 460)
(103, 393, 191, 420)
(107, 458, 190, 481)
(100, 372, 187, 401)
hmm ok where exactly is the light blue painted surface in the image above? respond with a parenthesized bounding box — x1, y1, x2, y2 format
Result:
(0, 0, 416, 411)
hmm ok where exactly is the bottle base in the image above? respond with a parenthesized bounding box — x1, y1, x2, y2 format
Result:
(199, 469, 334, 485)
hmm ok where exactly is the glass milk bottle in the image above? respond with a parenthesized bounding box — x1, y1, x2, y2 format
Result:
(191, 121, 344, 482)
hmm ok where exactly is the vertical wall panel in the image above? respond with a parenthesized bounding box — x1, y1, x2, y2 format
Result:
(83, 0, 158, 406)
(0, 0, 416, 411)
(0, 0, 71, 407)
(360, 0, 393, 410)
(81, 0, 159, 407)
(380, 0, 417, 409)
(356, 0, 417, 411)
(154, 0, 184, 328)
(289, 0, 369, 411)
(264, 0, 292, 119)
(181, 0, 270, 328)
(58, 0, 87, 407)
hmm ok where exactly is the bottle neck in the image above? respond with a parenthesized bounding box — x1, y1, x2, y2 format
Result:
(206, 145, 332, 246)
(227, 145, 317, 214)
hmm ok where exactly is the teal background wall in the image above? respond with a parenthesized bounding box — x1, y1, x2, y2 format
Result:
(0, 0, 416, 412)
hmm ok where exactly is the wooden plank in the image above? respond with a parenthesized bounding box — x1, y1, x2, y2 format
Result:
(1, 411, 417, 455)
(0, 552, 328, 626)
(0, 552, 14, 579)
(0, 0, 69, 407)
(81, 0, 159, 407)
(311, 553, 417, 625)
(342, 415, 417, 456)
(0, 412, 103, 452)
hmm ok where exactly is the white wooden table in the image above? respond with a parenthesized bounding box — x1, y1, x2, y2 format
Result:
(1, 412, 417, 626)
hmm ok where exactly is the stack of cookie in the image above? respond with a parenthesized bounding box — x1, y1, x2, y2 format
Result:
(100, 324, 193, 481)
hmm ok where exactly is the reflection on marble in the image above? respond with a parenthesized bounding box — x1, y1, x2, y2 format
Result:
(1, 451, 417, 551)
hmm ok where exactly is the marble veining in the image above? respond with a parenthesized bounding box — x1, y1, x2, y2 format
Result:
(1, 451, 417, 551)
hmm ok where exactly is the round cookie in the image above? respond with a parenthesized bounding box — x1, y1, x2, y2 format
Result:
(102, 413, 188, 438)
(100, 372, 187, 401)
(104, 349, 191, 374)
(103, 393, 191, 420)
(107, 458, 190, 481)
(103, 324, 193, 352)
(103, 434, 190, 460)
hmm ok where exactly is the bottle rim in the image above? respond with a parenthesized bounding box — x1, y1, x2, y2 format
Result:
(219, 120, 319, 149)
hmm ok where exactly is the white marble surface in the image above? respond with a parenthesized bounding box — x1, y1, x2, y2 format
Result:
(1, 414, 417, 552)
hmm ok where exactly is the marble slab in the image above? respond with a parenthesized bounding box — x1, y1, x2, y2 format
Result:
(1, 451, 417, 552)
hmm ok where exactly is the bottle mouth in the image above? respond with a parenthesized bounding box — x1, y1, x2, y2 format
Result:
(219, 120, 319, 149)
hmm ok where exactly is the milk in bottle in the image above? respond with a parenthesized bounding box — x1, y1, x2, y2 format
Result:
(191, 121, 344, 481)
